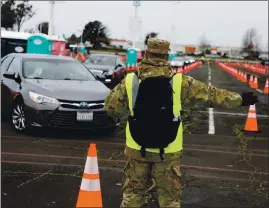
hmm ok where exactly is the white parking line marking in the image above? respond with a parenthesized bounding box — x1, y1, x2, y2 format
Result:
(208, 65, 215, 135)
(198, 111, 268, 118)
(256, 89, 263, 93)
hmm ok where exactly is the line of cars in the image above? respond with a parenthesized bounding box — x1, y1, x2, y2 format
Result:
(169, 56, 196, 68)
(1, 53, 121, 134)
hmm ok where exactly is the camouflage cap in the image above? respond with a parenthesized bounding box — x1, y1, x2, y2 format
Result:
(147, 38, 170, 54)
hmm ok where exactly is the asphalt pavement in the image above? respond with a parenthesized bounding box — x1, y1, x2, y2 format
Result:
(1, 62, 269, 208)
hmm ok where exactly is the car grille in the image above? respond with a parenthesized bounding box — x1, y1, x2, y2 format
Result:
(58, 100, 105, 110)
(48, 110, 115, 129)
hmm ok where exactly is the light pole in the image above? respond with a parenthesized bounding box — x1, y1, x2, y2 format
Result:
(48, 1, 55, 36)
(133, 0, 140, 48)
(170, 1, 180, 52)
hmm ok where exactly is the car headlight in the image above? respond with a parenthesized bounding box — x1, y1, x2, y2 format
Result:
(29, 91, 59, 104)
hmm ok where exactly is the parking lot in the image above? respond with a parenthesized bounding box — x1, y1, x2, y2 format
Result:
(1, 62, 269, 208)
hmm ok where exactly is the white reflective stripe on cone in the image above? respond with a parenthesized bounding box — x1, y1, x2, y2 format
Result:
(248, 113, 257, 118)
(84, 157, 99, 174)
(80, 178, 101, 192)
(249, 105, 256, 111)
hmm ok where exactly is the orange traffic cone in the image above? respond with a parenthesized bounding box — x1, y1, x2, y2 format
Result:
(126, 64, 130, 72)
(263, 78, 269, 94)
(239, 71, 244, 81)
(76, 144, 103, 208)
(178, 67, 183, 74)
(253, 76, 258, 89)
(238, 71, 242, 80)
(243, 105, 259, 132)
(249, 75, 254, 87)
(131, 63, 135, 71)
(242, 73, 247, 83)
(135, 63, 139, 71)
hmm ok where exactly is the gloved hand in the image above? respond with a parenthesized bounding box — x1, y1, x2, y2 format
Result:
(241, 92, 258, 106)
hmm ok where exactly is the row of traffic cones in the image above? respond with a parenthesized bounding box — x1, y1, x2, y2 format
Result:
(236, 70, 268, 94)
(248, 74, 258, 89)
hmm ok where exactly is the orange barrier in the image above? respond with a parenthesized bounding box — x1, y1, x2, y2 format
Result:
(241, 63, 268, 75)
(243, 105, 259, 132)
(75, 53, 85, 63)
(134, 63, 138, 71)
(216, 62, 263, 91)
(215, 62, 240, 79)
(183, 61, 203, 73)
(226, 62, 268, 75)
(76, 143, 103, 208)
(263, 78, 268, 94)
(126, 64, 131, 72)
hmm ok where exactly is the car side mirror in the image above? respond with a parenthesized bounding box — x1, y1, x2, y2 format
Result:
(116, 64, 123, 68)
(3, 72, 15, 80)
(96, 74, 106, 82)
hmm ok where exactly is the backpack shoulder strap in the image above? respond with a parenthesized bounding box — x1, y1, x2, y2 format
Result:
(170, 73, 182, 117)
(126, 72, 139, 116)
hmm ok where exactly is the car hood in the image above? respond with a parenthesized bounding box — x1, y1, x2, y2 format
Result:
(24, 79, 110, 101)
(85, 64, 114, 71)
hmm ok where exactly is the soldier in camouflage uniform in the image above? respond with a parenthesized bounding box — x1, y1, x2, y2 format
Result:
(104, 38, 257, 207)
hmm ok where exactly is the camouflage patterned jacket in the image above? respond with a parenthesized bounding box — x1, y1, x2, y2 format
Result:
(104, 58, 242, 122)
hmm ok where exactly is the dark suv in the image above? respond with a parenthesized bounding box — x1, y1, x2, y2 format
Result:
(84, 54, 126, 89)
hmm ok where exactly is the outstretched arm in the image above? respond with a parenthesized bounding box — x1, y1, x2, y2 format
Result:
(181, 75, 242, 108)
(104, 78, 129, 122)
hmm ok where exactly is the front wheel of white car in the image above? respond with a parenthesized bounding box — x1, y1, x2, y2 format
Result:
(11, 102, 27, 132)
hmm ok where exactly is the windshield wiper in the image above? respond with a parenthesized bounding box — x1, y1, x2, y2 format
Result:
(63, 78, 86, 81)
(33, 77, 43, 79)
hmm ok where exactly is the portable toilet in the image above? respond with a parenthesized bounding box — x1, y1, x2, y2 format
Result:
(27, 34, 52, 54)
(1, 30, 31, 57)
(78, 43, 86, 54)
(169, 51, 177, 62)
(126, 48, 138, 67)
(50, 35, 66, 56)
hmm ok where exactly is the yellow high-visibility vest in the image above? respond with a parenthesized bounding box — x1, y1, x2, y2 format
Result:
(125, 73, 183, 153)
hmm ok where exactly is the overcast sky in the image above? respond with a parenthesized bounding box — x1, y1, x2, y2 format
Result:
(21, 1, 268, 49)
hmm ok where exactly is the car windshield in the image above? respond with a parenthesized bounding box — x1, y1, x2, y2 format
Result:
(22, 58, 96, 81)
(85, 55, 116, 66)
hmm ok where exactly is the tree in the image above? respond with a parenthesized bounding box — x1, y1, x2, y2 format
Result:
(37, 21, 49, 35)
(144, 32, 158, 46)
(1, 0, 16, 29)
(199, 34, 211, 55)
(82, 20, 110, 49)
(241, 28, 260, 59)
(13, 1, 35, 31)
(68, 33, 79, 44)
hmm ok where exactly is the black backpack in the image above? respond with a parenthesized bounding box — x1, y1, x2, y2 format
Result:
(128, 72, 181, 160)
